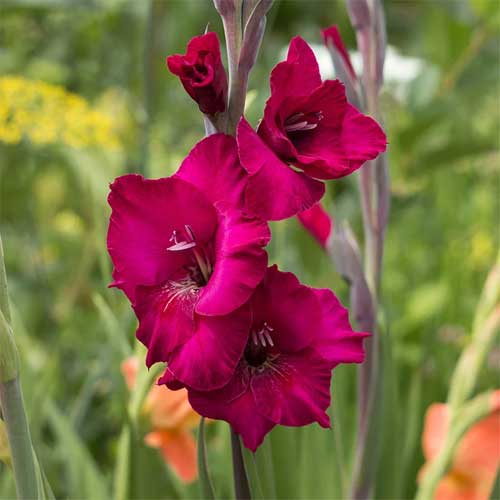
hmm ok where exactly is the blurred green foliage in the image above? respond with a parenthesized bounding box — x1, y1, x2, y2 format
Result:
(0, 0, 498, 498)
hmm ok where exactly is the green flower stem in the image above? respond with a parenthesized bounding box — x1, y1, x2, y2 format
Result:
(0, 378, 39, 499)
(215, 0, 272, 134)
(230, 426, 251, 500)
(349, 2, 389, 497)
(448, 256, 500, 411)
(197, 417, 215, 500)
(0, 234, 12, 324)
(216, 0, 243, 134)
(0, 233, 40, 499)
(415, 391, 495, 500)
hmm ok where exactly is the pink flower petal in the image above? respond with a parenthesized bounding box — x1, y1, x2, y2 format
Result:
(297, 203, 333, 248)
(195, 202, 270, 316)
(257, 37, 323, 159)
(237, 118, 325, 221)
(311, 288, 368, 367)
(166, 32, 227, 114)
(107, 175, 217, 288)
(167, 304, 251, 391)
(251, 265, 322, 353)
(133, 283, 198, 367)
(298, 104, 387, 179)
(188, 364, 276, 451)
(175, 134, 247, 209)
(251, 348, 332, 428)
(269, 36, 322, 98)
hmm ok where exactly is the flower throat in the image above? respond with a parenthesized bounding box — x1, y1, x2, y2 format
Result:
(167, 224, 212, 285)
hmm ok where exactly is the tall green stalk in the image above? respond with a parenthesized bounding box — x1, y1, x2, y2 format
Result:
(344, 0, 389, 497)
(0, 234, 40, 499)
(230, 427, 251, 500)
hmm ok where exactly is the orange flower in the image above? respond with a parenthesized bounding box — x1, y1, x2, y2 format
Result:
(121, 357, 200, 483)
(419, 390, 500, 499)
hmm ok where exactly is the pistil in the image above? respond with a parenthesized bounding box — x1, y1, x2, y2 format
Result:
(167, 225, 212, 284)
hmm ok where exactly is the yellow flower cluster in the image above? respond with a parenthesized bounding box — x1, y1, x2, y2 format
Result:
(0, 76, 121, 150)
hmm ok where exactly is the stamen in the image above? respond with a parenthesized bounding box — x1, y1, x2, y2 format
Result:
(284, 121, 317, 132)
(162, 279, 199, 313)
(166, 226, 212, 284)
(167, 241, 196, 251)
(252, 331, 259, 345)
(193, 248, 210, 284)
(184, 224, 196, 242)
(263, 329, 274, 347)
(258, 330, 267, 347)
(284, 112, 305, 125)
(284, 111, 323, 133)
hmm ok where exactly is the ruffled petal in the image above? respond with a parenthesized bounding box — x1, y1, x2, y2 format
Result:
(167, 304, 251, 391)
(107, 175, 217, 288)
(133, 283, 199, 367)
(195, 202, 270, 316)
(188, 364, 276, 452)
(270, 36, 322, 98)
(251, 348, 331, 428)
(109, 268, 136, 303)
(257, 37, 323, 158)
(237, 118, 325, 221)
(175, 134, 247, 208)
(251, 265, 322, 353)
(298, 104, 387, 179)
(311, 288, 368, 367)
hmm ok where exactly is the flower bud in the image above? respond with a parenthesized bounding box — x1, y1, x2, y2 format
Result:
(213, 0, 238, 17)
(329, 221, 374, 332)
(167, 32, 228, 115)
(322, 25, 361, 108)
(240, 0, 273, 74)
(346, 0, 371, 31)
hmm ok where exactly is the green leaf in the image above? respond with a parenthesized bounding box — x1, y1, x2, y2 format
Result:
(241, 438, 276, 500)
(197, 417, 215, 500)
(92, 293, 131, 358)
(46, 402, 109, 500)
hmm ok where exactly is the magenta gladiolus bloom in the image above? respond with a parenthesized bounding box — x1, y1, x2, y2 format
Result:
(184, 265, 368, 451)
(297, 203, 333, 249)
(107, 135, 270, 390)
(167, 32, 228, 115)
(237, 36, 387, 221)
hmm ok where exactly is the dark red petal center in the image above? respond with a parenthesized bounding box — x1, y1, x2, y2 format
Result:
(244, 323, 276, 368)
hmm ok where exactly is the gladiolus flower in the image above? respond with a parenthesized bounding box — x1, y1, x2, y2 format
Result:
(419, 390, 500, 500)
(108, 134, 270, 390)
(237, 36, 386, 221)
(167, 32, 228, 115)
(121, 357, 200, 483)
(297, 203, 332, 249)
(181, 265, 368, 451)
